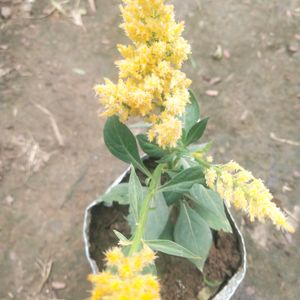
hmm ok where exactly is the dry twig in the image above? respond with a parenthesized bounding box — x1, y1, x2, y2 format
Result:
(270, 132, 300, 147)
(33, 103, 65, 147)
(36, 258, 53, 293)
(88, 0, 96, 12)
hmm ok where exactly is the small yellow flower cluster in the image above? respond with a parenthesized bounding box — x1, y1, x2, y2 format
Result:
(205, 161, 294, 232)
(88, 246, 161, 300)
(95, 0, 192, 148)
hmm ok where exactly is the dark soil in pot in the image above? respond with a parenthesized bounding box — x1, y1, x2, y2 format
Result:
(88, 160, 242, 299)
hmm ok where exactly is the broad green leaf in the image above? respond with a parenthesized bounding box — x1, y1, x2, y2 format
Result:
(104, 116, 150, 176)
(146, 239, 201, 259)
(100, 183, 129, 205)
(128, 191, 169, 240)
(144, 192, 169, 239)
(174, 202, 212, 271)
(159, 167, 205, 193)
(113, 230, 129, 243)
(128, 166, 143, 222)
(182, 89, 200, 132)
(184, 117, 209, 146)
(163, 191, 183, 205)
(179, 157, 198, 169)
(188, 141, 213, 153)
(142, 263, 157, 276)
(137, 134, 166, 158)
(190, 185, 232, 232)
(165, 170, 178, 178)
(159, 214, 174, 240)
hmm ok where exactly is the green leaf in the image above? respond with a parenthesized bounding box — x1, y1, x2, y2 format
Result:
(128, 191, 169, 240)
(174, 202, 212, 271)
(184, 117, 209, 146)
(146, 239, 202, 259)
(137, 134, 166, 158)
(142, 263, 157, 276)
(100, 183, 129, 205)
(156, 153, 175, 164)
(163, 191, 183, 205)
(182, 89, 200, 132)
(179, 157, 198, 169)
(104, 116, 150, 176)
(190, 185, 232, 232)
(188, 141, 213, 153)
(113, 230, 129, 243)
(159, 214, 174, 240)
(159, 167, 205, 193)
(128, 166, 143, 222)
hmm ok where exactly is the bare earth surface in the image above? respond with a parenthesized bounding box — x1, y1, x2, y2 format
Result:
(1, 0, 300, 299)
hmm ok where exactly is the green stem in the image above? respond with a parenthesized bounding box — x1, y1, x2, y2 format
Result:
(141, 166, 152, 178)
(129, 164, 163, 255)
(129, 188, 155, 255)
(196, 159, 211, 169)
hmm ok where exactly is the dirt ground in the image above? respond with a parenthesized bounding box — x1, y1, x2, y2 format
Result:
(0, 0, 300, 299)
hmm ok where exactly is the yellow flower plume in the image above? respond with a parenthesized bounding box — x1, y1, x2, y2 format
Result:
(95, 0, 192, 149)
(205, 161, 294, 233)
(89, 246, 161, 300)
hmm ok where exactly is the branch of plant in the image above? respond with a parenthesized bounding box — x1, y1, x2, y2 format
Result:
(128, 164, 164, 255)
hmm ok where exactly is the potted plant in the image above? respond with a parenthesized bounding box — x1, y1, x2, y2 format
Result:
(83, 1, 294, 299)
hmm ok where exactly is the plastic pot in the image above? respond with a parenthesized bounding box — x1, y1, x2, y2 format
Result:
(83, 164, 246, 300)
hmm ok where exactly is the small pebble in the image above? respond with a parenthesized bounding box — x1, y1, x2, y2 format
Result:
(293, 170, 300, 178)
(223, 49, 231, 59)
(4, 195, 14, 205)
(282, 183, 292, 193)
(205, 90, 219, 97)
(7, 292, 14, 299)
(51, 281, 67, 290)
(257, 51, 262, 58)
(21, 3, 32, 13)
(101, 38, 110, 45)
(212, 45, 223, 60)
(288, 42, 298, 53)
(0, 44, 9, 50)
(0, 68, 11, 78)
(240, 110, 249, 122)
(245, 286, 256, 296)
(1, 6, 12, 19)
(219, 147, 225, 154)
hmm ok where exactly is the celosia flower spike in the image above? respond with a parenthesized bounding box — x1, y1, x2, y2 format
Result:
(89, 246, 161, 300)
(96, 0, 192, 149)
(205, 161, 295, 233)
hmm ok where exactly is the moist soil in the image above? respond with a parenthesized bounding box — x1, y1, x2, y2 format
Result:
(89, 203, 241, 300)
(88, 160, 242, 300)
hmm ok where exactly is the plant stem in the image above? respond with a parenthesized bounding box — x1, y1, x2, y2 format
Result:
(128, 164, 163, 255)
(128, 188, 155, 255)
(196, 159, 211, 169)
